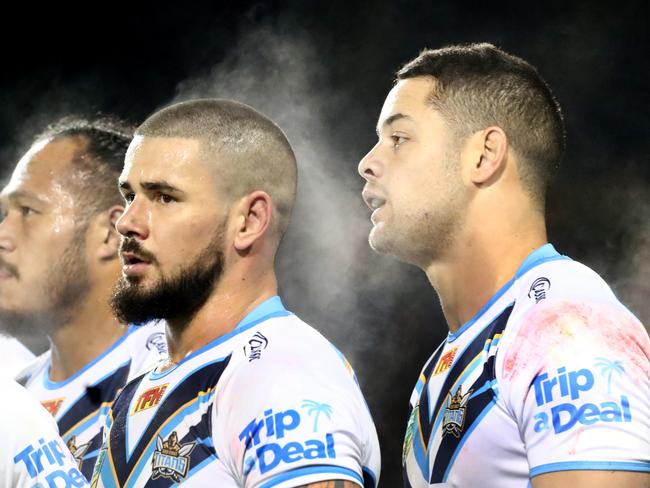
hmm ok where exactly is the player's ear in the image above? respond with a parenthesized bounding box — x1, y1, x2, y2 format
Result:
(466, 126, 508, 186)
(96, 205, 125, 260)
(233, 191, 273, 252)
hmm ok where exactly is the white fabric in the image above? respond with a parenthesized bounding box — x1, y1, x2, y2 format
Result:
(0, 379, 89, 487)
(92, 299, 380, 487)
(402, 245, 650, 487)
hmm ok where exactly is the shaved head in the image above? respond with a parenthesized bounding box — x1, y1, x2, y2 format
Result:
(136, 99, 297, 241)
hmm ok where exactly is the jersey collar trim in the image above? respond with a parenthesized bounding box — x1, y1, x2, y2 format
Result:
(148, 295, 289, 379)
(447, 243, 568, 342)
(43, 325, 137, 390)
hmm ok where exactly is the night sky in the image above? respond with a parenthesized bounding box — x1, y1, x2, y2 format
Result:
(1, 1, 648, 485)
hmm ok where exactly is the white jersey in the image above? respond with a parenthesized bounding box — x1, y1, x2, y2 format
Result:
(1, 378, 89, 487)
(402, 244, 650, 487)
(17, 322, 167, 481)
(0, 335, 34, 379)
(92, 296, 380, 488)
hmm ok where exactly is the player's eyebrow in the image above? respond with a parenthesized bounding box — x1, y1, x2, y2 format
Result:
(376, 113, 413, 136)
(4, 190, 47, 205)
(140, 181, 185, 194)
(118, 180, 185, 195)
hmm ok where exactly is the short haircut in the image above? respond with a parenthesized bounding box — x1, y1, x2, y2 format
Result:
(37, 116, 134, 218)
(397, 43, 566, 206)
(136, 99, 297, 242)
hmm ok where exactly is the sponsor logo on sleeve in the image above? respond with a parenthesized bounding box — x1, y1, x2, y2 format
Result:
(151, 431, 196, 482)
(239, 400, 336, 475)
(528, 277, 551, 303)
(13, 437, 86, 487)
(41, 398, 65, 417)
(442, 385, 472, 438)
(531, 358, 631, 435)
(132, 384, 168, 415)
(243, 332, 269, 362)
(433, 347, 458, 376)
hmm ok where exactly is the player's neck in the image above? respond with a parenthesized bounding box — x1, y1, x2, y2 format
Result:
(164, 265, 278, 364)
(48, 290, 127, 382)
(425, 206, 547, 333)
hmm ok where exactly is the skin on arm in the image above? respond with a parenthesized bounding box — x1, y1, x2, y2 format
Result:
(532, 470, 650, 488)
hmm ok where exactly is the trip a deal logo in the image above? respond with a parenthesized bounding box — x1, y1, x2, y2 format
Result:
(239, 400, 336, 475)
(531, 357, 630, 435)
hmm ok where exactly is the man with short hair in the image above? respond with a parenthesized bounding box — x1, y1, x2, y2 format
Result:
(358, 43, 650, 487)
(0, 118, 167, 480)
(92, 99, 380, 487)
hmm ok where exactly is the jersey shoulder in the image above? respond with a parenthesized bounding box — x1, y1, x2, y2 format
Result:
(15, 350, 51, 387)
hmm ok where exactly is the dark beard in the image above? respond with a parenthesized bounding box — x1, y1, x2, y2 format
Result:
(111, 237, 224, 328)
(0, 231, 89, 338)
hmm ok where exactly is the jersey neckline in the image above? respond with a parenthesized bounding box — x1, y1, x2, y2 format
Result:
(149, 295, 290, 379)
(446, 243, 569, 343)
(43, 324, 139, 390)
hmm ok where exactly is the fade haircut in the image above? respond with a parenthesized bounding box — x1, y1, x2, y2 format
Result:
(36, 116, 133, 220)
(397, 43, 566, 206)
(136, 99, 297, 242)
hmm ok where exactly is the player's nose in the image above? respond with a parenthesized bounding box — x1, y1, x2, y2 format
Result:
(358, 142, 384, 181)
(116, 197, 149, 240)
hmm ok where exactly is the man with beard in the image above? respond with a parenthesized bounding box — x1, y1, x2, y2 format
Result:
(91, 99, 380, 488)
(0, 118, 167, 480)
(358, 44, 650, 487)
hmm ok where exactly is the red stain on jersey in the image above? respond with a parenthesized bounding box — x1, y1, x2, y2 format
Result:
(503, 300, 650, 382)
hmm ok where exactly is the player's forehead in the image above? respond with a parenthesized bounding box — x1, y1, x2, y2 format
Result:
(377, 77, 439, 133)
(120, 135, 208, 188)
(1, 137, 82, 201)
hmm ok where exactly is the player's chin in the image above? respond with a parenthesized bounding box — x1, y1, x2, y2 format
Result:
(368, 225, 393, 254)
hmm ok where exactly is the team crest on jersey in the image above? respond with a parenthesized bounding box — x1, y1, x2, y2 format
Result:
(442, 385, 472, 438)
(132, 384, 168, 414)
(433, 347, 458, 376)
(151, 431, 196, 482)
(66, 435, 90, 469)
(41, 398, 65, 416)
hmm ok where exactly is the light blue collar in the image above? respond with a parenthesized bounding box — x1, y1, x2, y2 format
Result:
(447, 243, 568, 342)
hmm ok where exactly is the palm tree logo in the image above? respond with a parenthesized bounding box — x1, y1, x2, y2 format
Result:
(301, 400, 333, 432)
(595, 357, 625, 394)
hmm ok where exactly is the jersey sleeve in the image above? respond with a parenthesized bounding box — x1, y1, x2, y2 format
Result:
(500, 298, 650, 478)
(213, 322, 380, 488)
(1, 379, 89, 487)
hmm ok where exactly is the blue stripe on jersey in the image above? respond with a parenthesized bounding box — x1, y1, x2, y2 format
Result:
(530, 460, 650, 477)
(447, 243, 567, 343)
(126, 356, 228, 460)
(125, 401, 218, 486)
(429, 305, 512, 483)
(258, 465, 363, 488)
(409, 343, 445, 479)
(42, 328, 135, 390)
(106, 356, 230, 486)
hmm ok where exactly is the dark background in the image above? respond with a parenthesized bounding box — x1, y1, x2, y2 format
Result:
(1, 1, 648, 485)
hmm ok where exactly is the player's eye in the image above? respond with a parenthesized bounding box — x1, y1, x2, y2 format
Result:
(20, 206, 36, 217)
(157, 193, 175, 204)
(123, 192, 135, 204)
(391, 134, 407, 148)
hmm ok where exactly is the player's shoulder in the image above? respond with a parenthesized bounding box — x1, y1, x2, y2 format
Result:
(2, 378, 54, 425)
(15, 350, 51, 386)
(227, 313, 357, 386)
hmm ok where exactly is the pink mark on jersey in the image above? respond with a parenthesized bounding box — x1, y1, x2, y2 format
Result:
(502, 300, 650, 382)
